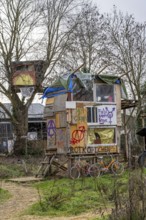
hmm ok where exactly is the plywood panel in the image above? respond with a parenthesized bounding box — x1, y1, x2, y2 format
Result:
(55, 112, 67, 128)
(44, 105, 54, 117)
(70, 106, 87, 124)
(47, 119, 56, 147)
(70, 123, 87, 148)
(56, 128, 67, 153)
(115, 84, 122, 126)
(54, 94, 67, 112)
(46, 97, 54, 105)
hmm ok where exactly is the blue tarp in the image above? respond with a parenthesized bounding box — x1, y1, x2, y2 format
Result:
(42, 73, 74, 98)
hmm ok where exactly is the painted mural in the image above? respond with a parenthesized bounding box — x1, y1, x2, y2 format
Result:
(70, 106, 87, 148)
(88, 128, 115, 145)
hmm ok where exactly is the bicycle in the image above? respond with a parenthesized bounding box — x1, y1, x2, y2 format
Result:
(70, 157, 91, 179)
(89, 154, 124, 177)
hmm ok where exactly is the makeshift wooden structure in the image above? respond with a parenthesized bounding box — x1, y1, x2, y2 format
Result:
(37, 73, 127, 177)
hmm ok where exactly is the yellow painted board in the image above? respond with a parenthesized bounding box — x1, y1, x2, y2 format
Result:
(46, 97, 55, 105)
(70, 123, 87, 148)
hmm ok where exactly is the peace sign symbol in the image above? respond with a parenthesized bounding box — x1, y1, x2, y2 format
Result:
(47, 120, 56, 137)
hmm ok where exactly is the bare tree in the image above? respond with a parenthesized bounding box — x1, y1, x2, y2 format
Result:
(0, 0, 43, 154)
(59, 2, 106, 73)
(35, 0, 82, 84)
(102, 8, 146, 106)
(0, 0, 81, 154)
(101, 8, 146, 156)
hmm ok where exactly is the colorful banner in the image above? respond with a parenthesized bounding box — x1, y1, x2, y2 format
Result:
(88, 128, 115, 145)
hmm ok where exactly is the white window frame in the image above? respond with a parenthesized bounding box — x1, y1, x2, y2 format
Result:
(93, 83, 116, 104)
(86, 106, 98, 125)
(87, 126, 117, 147)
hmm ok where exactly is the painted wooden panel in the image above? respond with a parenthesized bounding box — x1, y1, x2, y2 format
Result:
(47, 119, 56, 147)
(46, 97, 54, 105)
(98, 105, 117, 125)
(56, 128, 67, 153)
(70, 123, 87, 148)
(70, 106, 87, 124)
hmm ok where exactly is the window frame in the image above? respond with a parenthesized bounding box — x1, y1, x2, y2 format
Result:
(93, 83, 116, 104)
(87, 126, 117, 147)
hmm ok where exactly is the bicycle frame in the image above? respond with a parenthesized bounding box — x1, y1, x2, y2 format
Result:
(98, 155, 116, 171)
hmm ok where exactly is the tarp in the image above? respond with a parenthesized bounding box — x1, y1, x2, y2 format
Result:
(42, 72, 85, 98)
(42, 72, 128, 99)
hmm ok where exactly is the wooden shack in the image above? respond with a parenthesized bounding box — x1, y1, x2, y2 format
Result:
(11, 60, 45, 90)
(36, 72, 125, 177)
(43, 72, 125, 154)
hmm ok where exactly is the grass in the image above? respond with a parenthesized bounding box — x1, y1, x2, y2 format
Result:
(1, 156, 144, 219)
(25, 172, 129, 218)
(0, 156, 41, 179)
(0, 164, 26, 179)
(0, 187, 11, 203)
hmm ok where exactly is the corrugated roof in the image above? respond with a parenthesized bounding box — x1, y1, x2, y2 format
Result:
(0, 103, 44, 119)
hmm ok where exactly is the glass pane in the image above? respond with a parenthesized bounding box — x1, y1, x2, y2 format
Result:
(88, 128, 116, 144)
(87, 107, 98, 123)
(96, 85, 114, 102)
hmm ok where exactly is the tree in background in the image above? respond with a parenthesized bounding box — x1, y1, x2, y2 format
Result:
(60, 2, 107, 74)
(0, 0, 81, 154)
(35, 0, 82, 84)
(102, 8, 146, 105)
(101, 8, 146, 155)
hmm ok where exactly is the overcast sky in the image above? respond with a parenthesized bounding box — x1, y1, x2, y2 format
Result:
(94, 0, 146, 23)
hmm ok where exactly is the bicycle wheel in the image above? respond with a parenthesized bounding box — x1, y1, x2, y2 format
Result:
(70, 166, 80, 179)
(111, 161, 124, 175)
(80, 165, 90, 177)
(89, 164, 100, 177)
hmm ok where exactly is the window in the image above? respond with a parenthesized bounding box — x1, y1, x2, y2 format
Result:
(0, 123, 13, 138)
(16, 64, 34, 71)
(87, 105, 117, 125)
(96, 85, 115, 103)
(87, 107, 98, 123)
(88, 127, 116, 145)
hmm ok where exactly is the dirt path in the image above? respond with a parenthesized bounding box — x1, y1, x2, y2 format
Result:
(0, 181, 104, 220)
(0, 181, 39, 220)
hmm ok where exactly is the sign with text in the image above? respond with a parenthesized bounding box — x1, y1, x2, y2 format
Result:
(98, 105, 117, 125)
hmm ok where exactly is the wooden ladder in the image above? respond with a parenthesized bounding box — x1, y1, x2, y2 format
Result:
(35, 148, 68, 178)
(36, 148, 57, 178)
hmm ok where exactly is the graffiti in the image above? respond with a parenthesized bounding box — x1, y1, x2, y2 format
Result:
(70, 146, 117, 154)
(70, 126, 86, 145)
(98, 106, 116, 125)
(47, 120, 56, 137)
(105, 107, 115, 124)
(73, 108, 86, 123)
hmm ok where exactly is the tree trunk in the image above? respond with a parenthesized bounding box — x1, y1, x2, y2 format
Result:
(12, 106, 28, 155)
